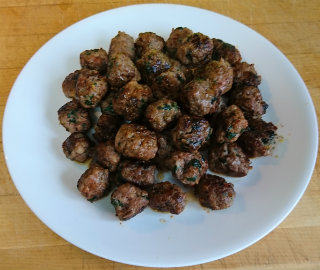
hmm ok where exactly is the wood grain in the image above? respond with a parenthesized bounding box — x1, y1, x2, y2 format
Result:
(0, 0, 319, 269)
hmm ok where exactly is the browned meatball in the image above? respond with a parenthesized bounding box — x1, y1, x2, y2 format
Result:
(76, 69, 107, 108)
(62, 70, 80, 99)
(150, 62, 186, 99)
(109, 31, 135, 60)
(201, 59, 233, 95)
(112, 81, 153, 121)
(136, 50, 171, 84)
(100, 92, 117, 116)
(92, 140, 121, 172)
(58, 100, 91, 133)
(93, 114, 122, 142)
(209, 143, 252, 177)
(153, 133, 174, 171)
(238, 118, 277, 158)
(172, 115, 212, 152)
(80, 48, 108, 73)
(107, 53, 141, 88)
(115, 123, 158, 161)
(145, 98, 182, 132)
(111, 183, 149, 221)
(62, 132, 91, 163)
(212, 38, 242, 65)
(149, 181, 186, 214)
(169, 151, 208, 186)
(229, 86, 268, 118)
(181, 79, 219, 116)
(166, 27, 193, 56)
(135, 32, 165, 57)
(119, 160, 155, 187)
(233, 61, 261, 87)
(195, 174, 235, 210)
(77, 165, 110, 202)
(215, 105, 248, 143)
(176, 32, 213, 66)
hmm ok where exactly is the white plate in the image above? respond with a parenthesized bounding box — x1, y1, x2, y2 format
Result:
(3, 4, 318, 268)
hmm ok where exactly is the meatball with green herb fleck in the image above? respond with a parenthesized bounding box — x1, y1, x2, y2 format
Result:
(166, 27, 193, 57)
(169, 150, 208, 186)
(238, 118, 277, 158)
(145, 97, 182, 132)
(209, 142, 251, 177)
(58, 100, 91, 133)
(135, 32, 165, 58)
(172, 115, 212, 152)
(196, 174, 235, 210)
(115, 123, 158, 161)
(111, 183, 149, 221)
(109, 31, 135, 60)
(214, 105, 248, 144)
(107, 53, 141, 88)
(100, 92, 117, 116)
(77, 165, 110, 202)
(76, 69, 107, 108)
(176, 32, 213, 66)
(149, 181, 186, 214)
(112, 80, 153, 121)
(80, 48, 108, 73)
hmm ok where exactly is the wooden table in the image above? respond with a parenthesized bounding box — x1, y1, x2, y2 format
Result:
(0, 0, 319, 269)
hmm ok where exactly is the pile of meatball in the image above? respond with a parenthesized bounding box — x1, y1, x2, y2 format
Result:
(58, 27, 277, 221)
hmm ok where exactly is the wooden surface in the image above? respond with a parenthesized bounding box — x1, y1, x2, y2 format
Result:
(0, 0, 319, 269)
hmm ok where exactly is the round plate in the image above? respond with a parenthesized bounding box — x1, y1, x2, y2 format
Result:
(3, 4, 318, 267)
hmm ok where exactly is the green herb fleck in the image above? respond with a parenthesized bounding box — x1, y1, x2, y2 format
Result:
(172, 165, 180, 174)
(111, 198, 124, 207)
(85, 95, 94, 106)
(103, 104, 114, 114)
(211, 97, 217, 104)
(88, 196, 97, 202)
(186, 176, 197, 182)
(157, 104, 172, 111)
(226, 131, 237, 140)
(177, 74, 185, 83)
(188, 159, 202, 172)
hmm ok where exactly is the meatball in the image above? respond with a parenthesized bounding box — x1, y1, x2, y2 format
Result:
(115, 123, 158, 161)
(136, 50, 171, 84)
(112, 80, 153, 121)
(107, 53, 141, 88)
(212, 38, 242, 65)
(229, 86, 268, 118)
(93, 114, 122, 142)
(80, 48, 108, 73)
(166, 27, 193, 57)
(150, 62, 186, 99)
(172, 115, 212, 152)
(58, 100, 91, 133)
(196, 174, 235, 210)
(149, 181, 186, 214)
(77, 165, 110, 202)
(92, 140, 121, 172)
(233, 61, 261, 87)
(154, 133, 174, 171)
(135, 32, 165, 57)
(145, 97, 182, 132)
(201, 59, 233, 95)
(62, 70, 80, 99)
(169, 150, 208, 186)
(111, 183, 149, 221)
(109, 31, 135, 60)
(214, 105, 248, 143)
(100, 92, 117, 116)
(238, 118, 277, 158)
(209, 143, 252, 177)
(176, 32, 213, 66)
(181, 79, 219, 117)
(62, 132, 91, 163)
(120, 160, 155, 187)
(76, 69, 107, 108)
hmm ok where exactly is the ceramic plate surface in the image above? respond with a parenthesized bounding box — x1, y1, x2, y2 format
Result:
(3, 4, 318, 267)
